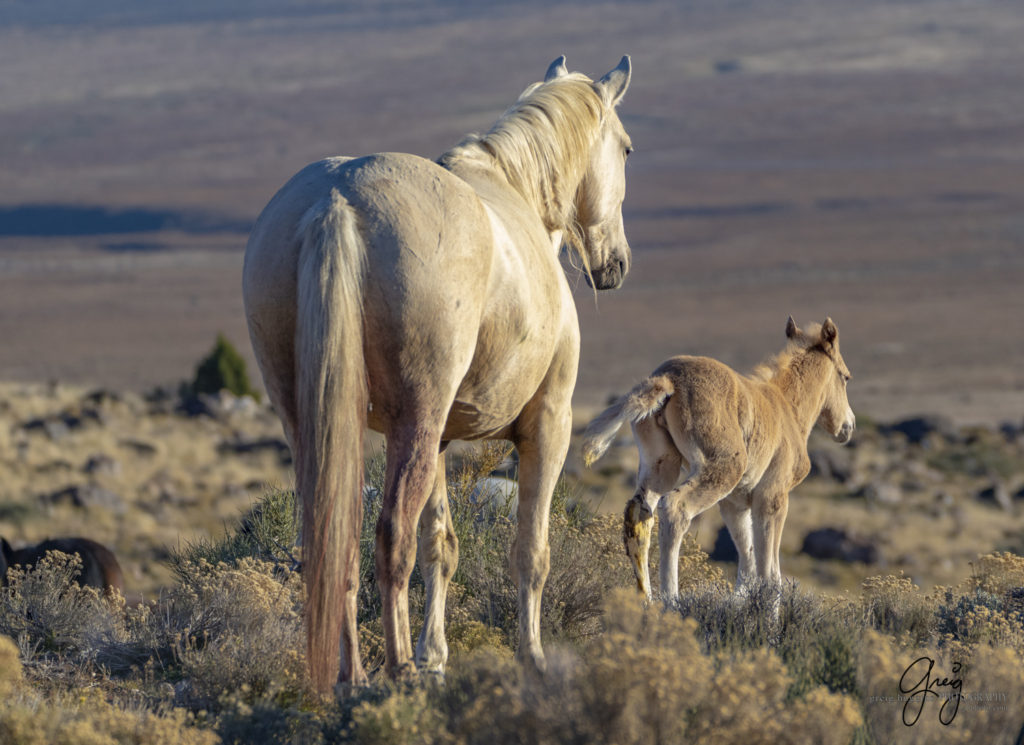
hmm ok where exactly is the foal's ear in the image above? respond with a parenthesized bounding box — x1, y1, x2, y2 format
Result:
(821, 317, 839, 347)
(596, 55, 631, 106)
(785, 315, 799, 339)
(545, 55, 569, 82)
(1, 537, 12, 562)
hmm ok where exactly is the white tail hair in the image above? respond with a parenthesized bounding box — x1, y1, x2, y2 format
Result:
(295, 189, 367, 691)
(582, 375, 674, 466)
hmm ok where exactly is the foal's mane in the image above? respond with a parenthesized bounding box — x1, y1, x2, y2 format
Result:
(439, 74, 607, 265)
(750, 322, 825, 383)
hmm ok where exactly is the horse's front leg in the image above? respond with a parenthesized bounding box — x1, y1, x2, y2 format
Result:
(752, 488, 789, 621)
(510, 394, 572, 674)
(415, 449, 458, 677)
(718, 498, 755, 593)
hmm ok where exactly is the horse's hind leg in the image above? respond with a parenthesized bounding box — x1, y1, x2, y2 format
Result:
(624, 416, 682, 599)
(657, 447, 745, 602)
(415, 449, 458, 676)
(377, 424, 444, 679)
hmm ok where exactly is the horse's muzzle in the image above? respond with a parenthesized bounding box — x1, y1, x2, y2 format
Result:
(835, 421, 855, 444)
(588, 257, 628, 290)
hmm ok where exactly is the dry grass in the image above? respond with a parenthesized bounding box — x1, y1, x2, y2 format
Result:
(0, 381, 293, 594)
(2, 455, 1023, 743)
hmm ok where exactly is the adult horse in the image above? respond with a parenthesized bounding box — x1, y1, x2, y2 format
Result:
(243, 56, 633, 693)
(1, 537, 124, 595)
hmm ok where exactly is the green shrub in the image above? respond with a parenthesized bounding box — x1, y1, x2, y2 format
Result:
(169, 489, 300, 584)
(191, 333, 260, 401)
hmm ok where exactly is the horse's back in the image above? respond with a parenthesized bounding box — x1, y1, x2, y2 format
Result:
(245, 150, 573, 440)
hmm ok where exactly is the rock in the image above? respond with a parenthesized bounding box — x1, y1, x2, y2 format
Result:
(800, 527, 879, 564)
(470, 476, 519, 519)
(998, 421, 1022, 443)
(807, 447, 854, 483)
(83, 389, 122, 407)
(853, 480, 903, 505)
(83, 454, 121, 478)
(118, 438, 159, 457)
(176, 393, 217, 418)
(709, 525, 738, 562)
(42, 484, 125, 513)
(35, 459, 74, 475)
(977, 481, 1013, 512)
(177, 390, 259, 419)
(881, 415, 959, 445)
(218, 436, 291, 464)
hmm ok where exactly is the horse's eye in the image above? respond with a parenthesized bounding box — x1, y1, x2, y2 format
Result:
(624, 145, 633, 157)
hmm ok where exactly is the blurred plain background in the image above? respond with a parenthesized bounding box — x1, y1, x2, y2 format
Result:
(2, 0, 1023, 425)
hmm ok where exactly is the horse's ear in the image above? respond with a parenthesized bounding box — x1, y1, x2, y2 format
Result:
(821, 317, 839, 347)
(785, 316, 798, 339)
(596, 55, 631, 106)
(545, 55, 568, 82)
(1, 537, 12, 562)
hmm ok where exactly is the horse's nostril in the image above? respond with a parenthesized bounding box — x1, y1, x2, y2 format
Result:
(617, 258, 626, 275)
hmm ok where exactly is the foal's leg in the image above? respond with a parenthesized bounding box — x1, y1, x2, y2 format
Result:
(752, 490, 790, 585)
(415, 449, 458, 676)
(624, 416, 683, 599)
(718, 498, 755, 592)
(510, 391, 573, 673)
(750, 488, 790, 621)
(377, 424, 443, 679)
(657, 452, 745, 603)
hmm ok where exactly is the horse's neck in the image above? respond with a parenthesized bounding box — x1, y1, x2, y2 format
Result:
(442, 150, 563, 250)
(775, 353, 829, 440)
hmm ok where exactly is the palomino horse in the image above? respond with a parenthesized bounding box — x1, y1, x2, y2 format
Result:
(1, 537, 124, 595)
(243, 56, 633, 692)
(582, 317, 854, 601)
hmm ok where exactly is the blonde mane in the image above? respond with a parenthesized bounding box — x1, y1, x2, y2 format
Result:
(440, 74, 607, 267)
(750, 322, 825, 382)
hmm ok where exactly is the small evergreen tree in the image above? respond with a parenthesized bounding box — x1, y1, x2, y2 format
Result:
(192, 333, 260, 401)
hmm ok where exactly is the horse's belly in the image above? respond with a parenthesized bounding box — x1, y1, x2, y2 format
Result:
(442, 354, 553, 441)
(442, 400, 518, 441)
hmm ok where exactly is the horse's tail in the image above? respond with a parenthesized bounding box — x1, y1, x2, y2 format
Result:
(295, 189, 367, 693)
(582, 374, 674, 466)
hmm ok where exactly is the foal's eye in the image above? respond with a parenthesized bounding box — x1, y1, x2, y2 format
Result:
(624, 145, 633, 157)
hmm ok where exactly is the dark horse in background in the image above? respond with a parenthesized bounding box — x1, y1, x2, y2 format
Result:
(1, 537, 124, 595)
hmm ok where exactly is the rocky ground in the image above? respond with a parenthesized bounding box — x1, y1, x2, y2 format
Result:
(2, 379, 1021, 598)
(0, 382, 292, 595)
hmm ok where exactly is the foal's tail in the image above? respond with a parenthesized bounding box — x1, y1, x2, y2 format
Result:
(582, 374, 674, 466)
(295, 189, 367, 693)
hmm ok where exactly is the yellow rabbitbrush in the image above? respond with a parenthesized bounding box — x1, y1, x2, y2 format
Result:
(583, 317, 855, 600)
